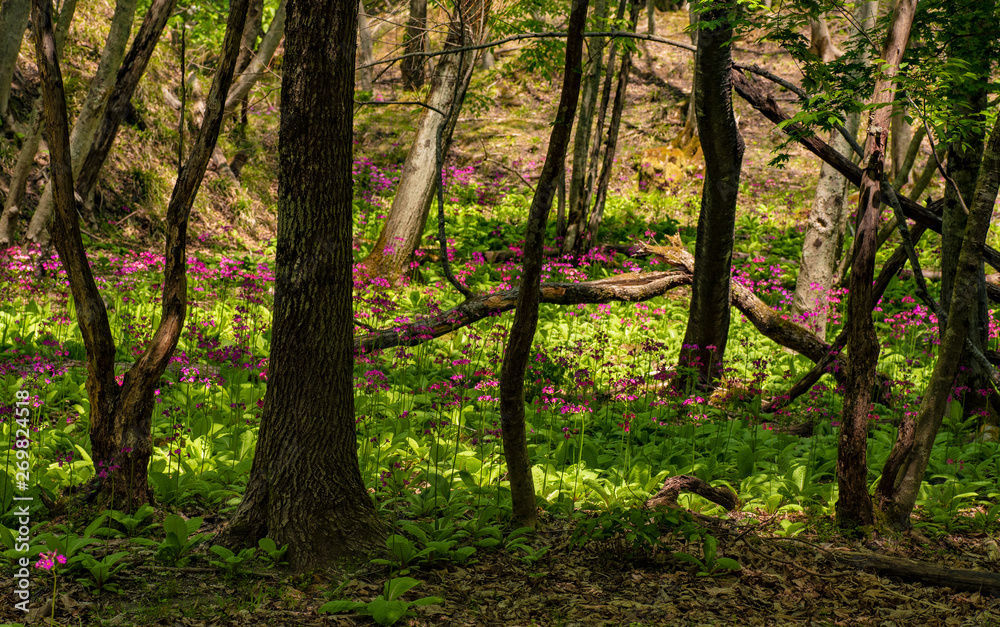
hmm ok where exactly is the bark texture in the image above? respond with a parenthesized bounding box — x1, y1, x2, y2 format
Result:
(837, 0, 917, 531)
(499, 0, 588, 528)
(0, 0, 30, 121)
(224, 0, 286, 112)
(401, 0, 427, 89)
(362, 0, 491, 281)
(678, 0, 744, 387)
(877, 116, 1000, 530)
(216, 0, 384, 570)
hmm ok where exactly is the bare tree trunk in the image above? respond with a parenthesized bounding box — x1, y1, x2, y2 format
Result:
(791, 1, 877, 338)
(24, 0, 138, 243)
(676, 0, 743, 388)
(0, 0, 77, 245)
(224, 0, 286, 112)
(837, 0, 917, 531)
(562, 0, 607, 251)
(676, 3, 698, 148)
(807, 15, 842, 62)
(500, 0, 588, 528)
(362, 0, 492, 281)
(357, 0, 374, 91)
(892, 124, 925, 190)
(31, 0, 248, 509)
(217, 0, 385, 570)
(889, 102, 912, 183)
(877, 115, 1000, 529)
(0, 0, 30, 123)
(401, 0, 427, 89)
(907, 144, 945, 202)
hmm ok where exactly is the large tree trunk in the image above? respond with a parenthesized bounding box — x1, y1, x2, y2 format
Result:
(0, 0, 30, 123)
(31, 0, 248, 510)
(499, 0, 588, 529)
(26, 0, 179, 245)
(401, 0, 427, 90)
(836, 0, 917, 531)
(362, 0, 492, 281)
(23, 0, 138, 244)
(677, 0, 744, 388)
(877, 115, 1000, 529)
(792, 1, 877, 338)
(216, 0, 384, 570)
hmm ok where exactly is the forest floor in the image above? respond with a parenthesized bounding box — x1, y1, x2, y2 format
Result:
(1, 6, 996, 627)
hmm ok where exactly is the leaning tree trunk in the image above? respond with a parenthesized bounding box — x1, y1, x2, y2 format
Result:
(216, 0, 385, 570)
(807, 15, 842, 62)
(676, 0, 744, 388)
(0, 0, 30, 122)
(23, 0, 138, 244)
(401, 0, 427, 90)
(31, 0, 248, 510)
(836, 0, 917, 531)
(27, 0, 178, 247)
(938, 19, 992, 425)
(0, 0, 77, 245)
(876, 115, 1000, 529)
(362, 0, 492, 281)
(224, 0, 286, 112)
(791, 0, 877, 338)
(500, 0, 588, 529)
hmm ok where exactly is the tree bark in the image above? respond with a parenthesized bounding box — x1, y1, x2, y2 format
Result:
(791, 1, 876, 339)
(401, 0, 427, 90)
(837, 0, 917, 531)
(677, 0, 744, 388)
(877, 115, 1000, 529)
(807, 15, 842, 62)
(216, 0, 384, 570)
(357, 0, 374, 91)
(224, 0, 286, 112)
(0, 0, 77, 245)
(25, 0, 138, 242)
(499, 0, 588, 528)
(0, 0, 30, 122)
(361, 0, 492, 281)
(26, 0, 178, 245)
(31, 0, 248, 510)
(563, 0, 604, 246)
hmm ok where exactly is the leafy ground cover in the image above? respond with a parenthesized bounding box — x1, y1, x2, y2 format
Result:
(1, 167, 999, 625)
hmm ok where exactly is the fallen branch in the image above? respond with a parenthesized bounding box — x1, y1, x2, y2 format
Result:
(646, 475, 738, 511)
(831, 551, 1000, 595)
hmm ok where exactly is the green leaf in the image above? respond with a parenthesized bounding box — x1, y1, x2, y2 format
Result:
(368, 598, 409, 625)
(714, 557, 741, 571)
(384, 576, 422, 601)
(318, 600, 366, 614)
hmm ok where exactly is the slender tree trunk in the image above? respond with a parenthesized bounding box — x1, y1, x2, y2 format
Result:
(357, 0, 374, 91)
(836, 0, 917, 531)
(892, 124, 925, 190)
(31, 0, 248, 510)
(362, 0, 492, 281)
(676, 3, 698, 148)
(582, 0, 640, 249)
(401, 0, 427, 90)
(224, 0, 286, 112)
(0, 0, 77, 245)
(216, 0, 385, 570)
(562, 0, 627, 255)
(807, 15, 842, 62)
(25, 0, 138, 242)
(500, 0, 588, 529)
(0, 0, 30, 123)
(676, 0, 744, 388)
(792, 1, 877, 338)
(27, 0, 179, 245)
(877, 115, 1000, 529)
(563, 0, 604, 246)
(889, 102, 912, 183)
